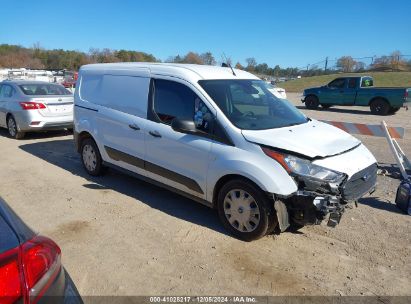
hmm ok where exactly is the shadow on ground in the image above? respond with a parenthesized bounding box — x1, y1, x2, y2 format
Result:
(0, 128, 71, 140)
(19, 139, 228, 237)
(378, 162, 411, 179)
(359, 196, 404, 214)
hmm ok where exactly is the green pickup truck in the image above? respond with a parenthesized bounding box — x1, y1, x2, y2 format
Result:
(302, 76, 411, 115)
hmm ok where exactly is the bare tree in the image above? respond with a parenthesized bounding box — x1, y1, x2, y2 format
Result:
(182, 52, 204, 64)
(234, 62, 244, 69)
(390, 50, 406, 70)
(336, 56, 357, 72)
(200, 52, 216, 65)
(245, 57, 257, 71)
(355, 61, 366, 71)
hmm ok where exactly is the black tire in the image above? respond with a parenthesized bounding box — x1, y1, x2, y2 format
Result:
(321, 104, 332, 109)
(80, 138, 106, 176)
(370, 99, 390, 115)
(7, 116, 25, 139)
(217, 179, 277, 241)
(389, 107, 400, 114)
(304, 95, 320, 110)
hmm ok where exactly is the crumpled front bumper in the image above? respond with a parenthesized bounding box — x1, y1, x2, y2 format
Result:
(276, 163, 378, 231)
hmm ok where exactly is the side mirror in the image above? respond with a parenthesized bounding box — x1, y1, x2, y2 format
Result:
(171, 118, 197, 134)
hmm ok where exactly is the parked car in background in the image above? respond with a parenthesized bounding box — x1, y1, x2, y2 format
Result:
(0, 80, 74, 139)
(61, 71, 78, 88)
(0, 197, 83, 303)
(74, 63, 377, 241)
(265, 82, 287, 99)
(302, 76, 411, 115)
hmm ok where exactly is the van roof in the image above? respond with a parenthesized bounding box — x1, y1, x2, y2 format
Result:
(80, 62, 259, 81)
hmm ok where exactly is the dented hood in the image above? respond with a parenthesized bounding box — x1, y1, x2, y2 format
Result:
(242, 120, 361, 159)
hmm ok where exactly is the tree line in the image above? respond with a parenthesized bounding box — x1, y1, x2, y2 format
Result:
(0, 44, 158, 71)
(1, 44, 410, 78)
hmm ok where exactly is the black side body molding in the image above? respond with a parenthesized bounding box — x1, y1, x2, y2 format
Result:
(102, 161, 212, 208)
(75, 104, 99, 112)
(104, 146, 204, 195)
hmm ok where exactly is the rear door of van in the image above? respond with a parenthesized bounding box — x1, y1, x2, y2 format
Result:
(77, 70, 150, 176)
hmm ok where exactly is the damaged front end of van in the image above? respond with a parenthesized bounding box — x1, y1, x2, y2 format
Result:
(261, 146, 378, 231)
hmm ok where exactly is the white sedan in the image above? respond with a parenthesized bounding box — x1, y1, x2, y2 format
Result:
(265, 82, 287, 99)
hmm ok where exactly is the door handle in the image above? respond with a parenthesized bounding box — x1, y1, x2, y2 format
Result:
(129, 124, 140, 131)
(149, 130, 162, 138)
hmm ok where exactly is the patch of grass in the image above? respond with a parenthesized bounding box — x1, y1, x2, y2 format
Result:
(279, 72, 411, 92)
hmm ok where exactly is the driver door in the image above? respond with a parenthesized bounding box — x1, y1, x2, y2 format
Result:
(144, 78, 216, 199)
(321, 78, 346, 105)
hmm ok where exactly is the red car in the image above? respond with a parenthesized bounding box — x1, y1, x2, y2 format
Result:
(0, 197, 83, 304)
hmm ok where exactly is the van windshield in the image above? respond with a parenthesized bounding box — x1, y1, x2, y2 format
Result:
(199, 79, 308, 130)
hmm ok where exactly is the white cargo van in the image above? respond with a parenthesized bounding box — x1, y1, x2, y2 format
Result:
(74, 63, 377, 241)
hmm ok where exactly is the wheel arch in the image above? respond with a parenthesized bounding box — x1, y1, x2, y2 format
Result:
(212, 174, 267, 208)
(76, 130, 95, 153)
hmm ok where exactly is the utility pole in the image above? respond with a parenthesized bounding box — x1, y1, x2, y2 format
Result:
(324, 57, 328, 72)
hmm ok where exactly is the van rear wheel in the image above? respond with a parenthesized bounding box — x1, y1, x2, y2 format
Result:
(217, 179, 277, 241)
(81, 138, 106, 176)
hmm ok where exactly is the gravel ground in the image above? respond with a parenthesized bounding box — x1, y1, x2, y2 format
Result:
(0, 92, 410, 297)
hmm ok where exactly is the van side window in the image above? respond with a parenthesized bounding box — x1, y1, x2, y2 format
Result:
(153, 79, 213, 133)
(80, 74, 102, 103)
(80, 74, 149, 117)
(100, 75, 149, 117)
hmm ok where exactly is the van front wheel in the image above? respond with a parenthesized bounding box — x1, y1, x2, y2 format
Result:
(217, 179, 276, 241)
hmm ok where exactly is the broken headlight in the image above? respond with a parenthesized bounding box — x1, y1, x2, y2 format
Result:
(262, 147, 345, 182)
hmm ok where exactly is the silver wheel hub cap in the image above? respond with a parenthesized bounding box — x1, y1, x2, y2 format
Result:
(82, 144, 97, 172)
(224, 189, 260, 233)
(8, 118, 16, 137)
